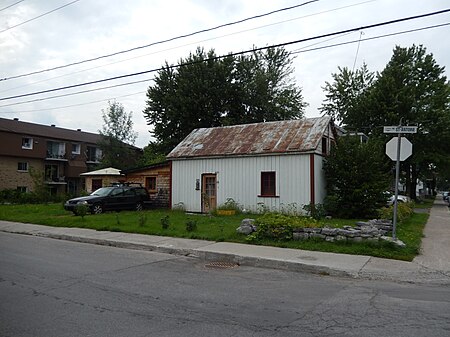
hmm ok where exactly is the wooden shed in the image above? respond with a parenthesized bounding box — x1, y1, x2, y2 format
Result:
(121, 161, 171, 208)
(166, 116, 337, 213)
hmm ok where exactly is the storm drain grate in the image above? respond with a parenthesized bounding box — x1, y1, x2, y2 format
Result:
(205, 261, 239, 269)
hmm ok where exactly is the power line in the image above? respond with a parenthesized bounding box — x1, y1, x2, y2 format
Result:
(0, 0, 374, 94)
(0, 0, 25, 12)
(0, 78, 152, 107)
(290, 22, 450, 55)
(0, 0, 319, 81)
(1, 8, 449, 103)
(0, 0, 81, 34)
(0, 91, 146, 113)
(1, 21, 448, 110)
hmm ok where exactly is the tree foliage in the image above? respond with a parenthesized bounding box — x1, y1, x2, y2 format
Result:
(320, 63, 374, 124)
(98, 101, 139, 170)
(321, 45, 450, 198)
(323, 136, 391, 218)
(143, 47, 307, 154)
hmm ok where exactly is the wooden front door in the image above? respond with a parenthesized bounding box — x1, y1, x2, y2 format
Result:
(201, 174, 217, 213)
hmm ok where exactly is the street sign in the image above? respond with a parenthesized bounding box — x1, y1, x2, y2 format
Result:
(383, 126, 418, 134)
(386, 137, 412, 161)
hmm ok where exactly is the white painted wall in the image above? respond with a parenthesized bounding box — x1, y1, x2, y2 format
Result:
(171, 153, 326, 213)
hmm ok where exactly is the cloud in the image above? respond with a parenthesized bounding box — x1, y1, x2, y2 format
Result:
(1, 0, 449, 148)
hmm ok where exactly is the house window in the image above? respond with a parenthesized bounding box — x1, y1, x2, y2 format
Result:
(146, 176, 157, 192)
(72, 143, 80, 154)
(261, 171, 276, 197)
(22, 137, 33, 149)
(17, 162, 28, 172)
(17, 186, 27, 193)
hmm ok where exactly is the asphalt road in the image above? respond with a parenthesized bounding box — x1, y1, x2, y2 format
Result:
(1, 232, 450, 337)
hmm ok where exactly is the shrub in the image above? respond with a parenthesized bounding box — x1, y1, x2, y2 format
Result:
(378, 201, 415, 222)
(74, 204, 89, 219)
(247, 213, 320, 242)
(217, 198, 241, 212)
(160, 215, 170, 229)
(302, 203, 326, 220)
(185, 219, 197, 232)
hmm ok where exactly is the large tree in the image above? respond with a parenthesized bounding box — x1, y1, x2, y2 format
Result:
(320, 63, 374, 124)
(98, 101, 139, 170)
(143, 47, 307, 155)
(322, 45, 450, 199)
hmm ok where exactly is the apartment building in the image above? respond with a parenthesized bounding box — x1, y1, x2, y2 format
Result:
(0, 117, 105, 196)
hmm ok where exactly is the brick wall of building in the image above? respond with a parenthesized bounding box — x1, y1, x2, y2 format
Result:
(0, 156, 43, 192)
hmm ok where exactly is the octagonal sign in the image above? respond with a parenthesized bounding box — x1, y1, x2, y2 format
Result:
(385, 137, 412, 161)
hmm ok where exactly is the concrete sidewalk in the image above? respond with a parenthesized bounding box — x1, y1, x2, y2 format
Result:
(1, 199, 449, 284)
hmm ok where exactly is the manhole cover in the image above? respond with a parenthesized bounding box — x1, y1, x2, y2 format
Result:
(205, 261, 239, 269)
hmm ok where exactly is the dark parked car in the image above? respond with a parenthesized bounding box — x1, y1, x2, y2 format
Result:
(64, 183, 150, 214)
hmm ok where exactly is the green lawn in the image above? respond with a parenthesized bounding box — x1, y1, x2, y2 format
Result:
(0, 203, 429, 261)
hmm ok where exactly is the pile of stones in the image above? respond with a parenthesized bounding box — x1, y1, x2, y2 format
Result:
(236, 218, 405, 246)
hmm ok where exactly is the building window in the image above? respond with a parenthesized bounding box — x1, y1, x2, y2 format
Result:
(17, 186, 27, 193)
(72, 143, 80, 154)
(86, 146, 102, 162)
(146, 176, 157, 192)
(261, 171, 276, 197)
(47, 141, 66, 159)
(45, 164, 59, 182)
(17, 162, 28, 172)
(22, 137, 33, 149)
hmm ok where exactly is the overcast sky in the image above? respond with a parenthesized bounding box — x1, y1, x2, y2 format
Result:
(1, 0, 449, 148)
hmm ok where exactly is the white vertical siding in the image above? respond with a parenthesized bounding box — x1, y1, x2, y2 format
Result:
(172, 153, 317, 213)
(314, 154, 326, 203)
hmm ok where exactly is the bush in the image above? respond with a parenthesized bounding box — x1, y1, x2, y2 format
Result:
(160, 215, 170, 229)
(378, 201, 415, 222)
(74, 204, 89, 219)
(217, 198, 241, 212)
(185, 219, 197, 232)
(302, 203, 326, 220)
(247, 213, 320, 242)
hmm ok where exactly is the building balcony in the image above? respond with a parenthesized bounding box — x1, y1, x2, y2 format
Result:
(46, 152, 68, 161)
(45, 176, 67, 185)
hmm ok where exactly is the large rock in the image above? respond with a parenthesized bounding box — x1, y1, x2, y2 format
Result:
(236, 218, 256, 235)
(380, 236, 406, 247)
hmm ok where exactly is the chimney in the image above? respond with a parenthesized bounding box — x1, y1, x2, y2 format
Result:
(13, 118, 19, 121)
(77, 129, 81, 131)
(51, 124, 55, 127)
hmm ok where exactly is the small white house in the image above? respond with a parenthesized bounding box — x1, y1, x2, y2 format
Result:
(166, 116, 337, 213)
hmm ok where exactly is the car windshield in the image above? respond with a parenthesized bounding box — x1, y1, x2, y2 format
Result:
(90, 187, 115, 197)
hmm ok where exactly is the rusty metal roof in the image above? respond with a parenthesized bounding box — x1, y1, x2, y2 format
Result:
(167, 116, 333, 159)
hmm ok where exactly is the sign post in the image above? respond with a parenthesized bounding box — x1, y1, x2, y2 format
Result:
(384, 123, 416, 241)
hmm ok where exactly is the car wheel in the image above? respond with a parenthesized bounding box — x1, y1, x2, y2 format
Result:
(92, 204, 103, 214)
(136, 202, 143, 211)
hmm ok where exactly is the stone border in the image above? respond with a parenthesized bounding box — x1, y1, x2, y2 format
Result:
(236, 218, 405, 247)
